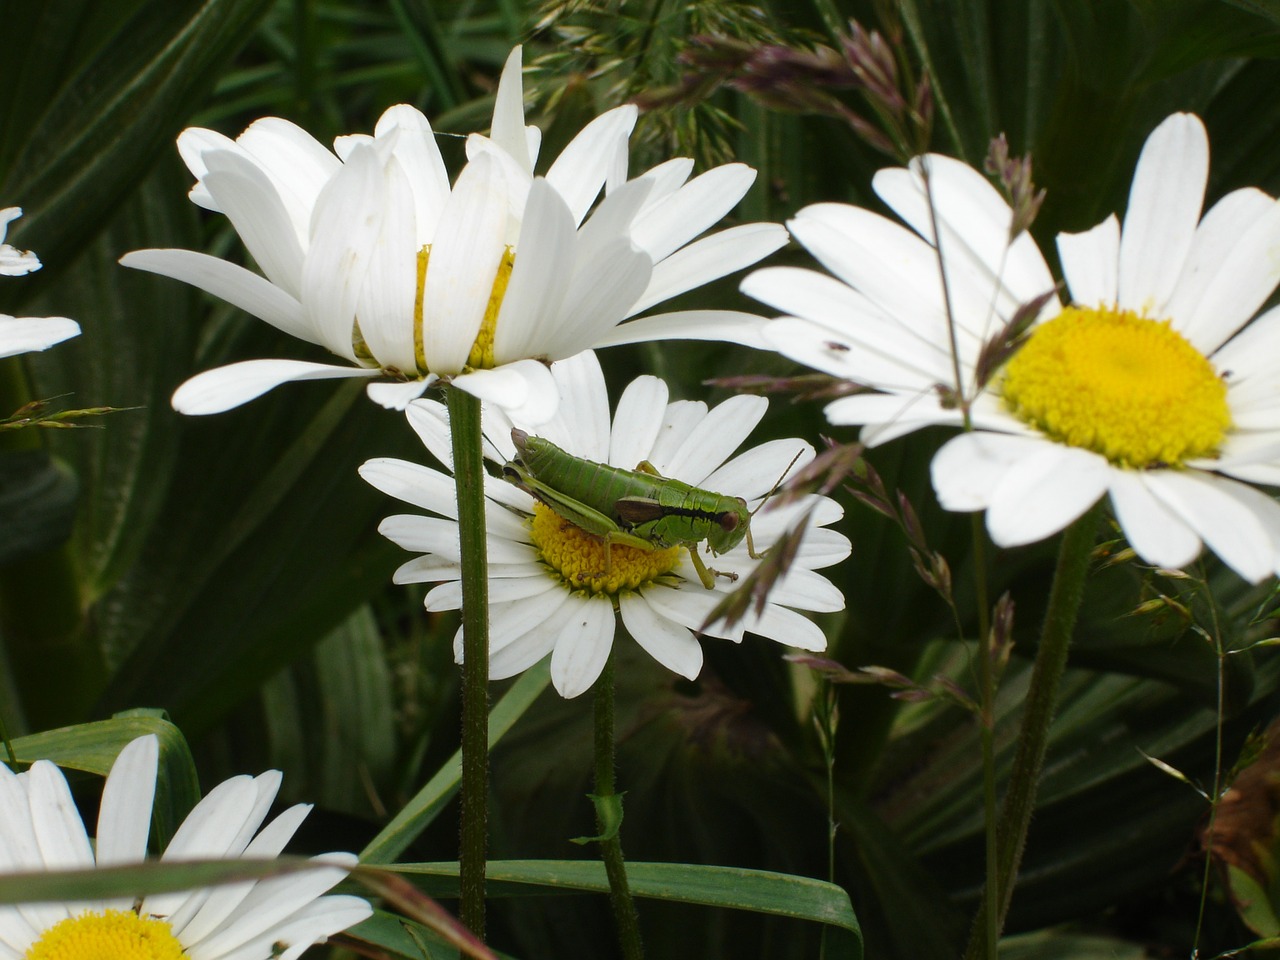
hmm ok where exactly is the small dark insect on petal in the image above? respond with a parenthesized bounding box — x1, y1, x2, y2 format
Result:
(825, 340, 851, 352)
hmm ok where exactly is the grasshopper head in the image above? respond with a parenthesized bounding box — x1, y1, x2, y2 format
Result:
(706, 497, 751, 555)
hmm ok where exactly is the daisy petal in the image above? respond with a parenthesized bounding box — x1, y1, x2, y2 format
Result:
(95, 736, 158, 866)
(621, 591, 703, 679)
(1117, 113, 1208, 315)
(629, 222, 789, 316)
(1057, 214, 1119, 308)
(1106, 471, 1202, 570)
(172, 360, 378, 415)
(549, 594, 616, 698)
(590, 309, 768, 351)
(0, 316, 80, 359)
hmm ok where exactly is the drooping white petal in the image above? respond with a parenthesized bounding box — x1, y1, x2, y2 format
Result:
(1117, 113, 1208, 316)
(1143, 470, 1280, 583)
(0, 315, 80, 359)
(358, 458, 459, 517)
(365, 377, 433, 410)
(453, 359, 560, 425)
(120, 249, 314, 344)
(1057, 214, 1119, 307)
(171, 360, 378, 415)
(549, 594, 616, 698)
(621, 592, 703, 679)
(983, 444, 1112, 547)
(740, 602, 828, 651)
(1106, 470, 1202, 570)
(0, 207, 39, 276)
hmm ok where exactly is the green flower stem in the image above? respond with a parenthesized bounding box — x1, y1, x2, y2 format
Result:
(963, 505, 1099, 960)
(594, 652, 643, 960)
(447, 386, 490, 937)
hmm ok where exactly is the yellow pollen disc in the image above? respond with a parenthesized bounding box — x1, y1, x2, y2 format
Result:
(466, 247, 516, 370)
(24, 910, 186, 960)
(529, 503, 682, 595)
(1000, 305, 1231, 468)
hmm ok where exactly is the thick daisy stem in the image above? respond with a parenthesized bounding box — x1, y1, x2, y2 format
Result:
(447, 387, 490, 937)
(594, 653, 644, 960)
(963, 505, 1099, 960)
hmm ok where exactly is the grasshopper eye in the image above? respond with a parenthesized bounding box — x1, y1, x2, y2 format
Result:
(718, 512, 739, 532)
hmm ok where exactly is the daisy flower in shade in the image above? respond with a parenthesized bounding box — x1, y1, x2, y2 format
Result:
(359, 350, 849, 698)
(744, 112, 1280, 583)
(120, 47, 787, 420)
(0, 207, 80, 358)
(0, 735, 372, 960)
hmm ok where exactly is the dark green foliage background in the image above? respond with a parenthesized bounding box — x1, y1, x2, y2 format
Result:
(4, 1, 1280, 957)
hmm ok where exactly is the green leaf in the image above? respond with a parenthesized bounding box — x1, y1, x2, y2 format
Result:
(361, 662, 553, 865)
(0, 0, 274, 289)
(392, 860, 862, 958)
(10, 715, 199, 851)
(0, 449, 77, 564)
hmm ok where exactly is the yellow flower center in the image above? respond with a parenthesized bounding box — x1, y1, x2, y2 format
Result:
(1000, 305, 1231, 468)
(24, 910, 186, 960)
(529, 503, 682, 594)
(465, 247, 515, 370)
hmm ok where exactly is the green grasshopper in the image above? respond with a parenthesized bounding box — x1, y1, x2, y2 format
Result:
(503, 428, 762, 589)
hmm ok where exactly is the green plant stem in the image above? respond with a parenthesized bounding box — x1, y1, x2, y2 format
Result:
(447, 386, 489, 938)
(594, 653, 643, 960)
(963, 505, 1099, 960)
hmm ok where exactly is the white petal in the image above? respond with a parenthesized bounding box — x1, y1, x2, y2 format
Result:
(95, 735, 158, 866)
(358, 458, 459, 517)
(232, 117, 342, 234)
(454, 360, 560, 425)
(663, 395, 767, 484)
(629, 222, 789, 316)
(171, 360, 377, 415)
(1057, 214, 1120, 307)
(28, 762, 94, 868)
(120, 249, 313, 344)
(365, 377, 432, 410)
(486, 595, 580, 680)
(1106, 470, 1202, 569)
(541, 238, 652, 360)
(549, 594, 616, 698)
(609, 375, 669, 470)
(984, 444, 1111, 547)
(492, 180, 575, 363)
(740, 602, 828, 651)
(201, 149, 307, 296)
(301, 144, 386, 360)
(421, 153, 509, 373)
(1166, 190, 1280, 353)
(208, 895, 371, 960)
(630, 163, 757, 262)
(376, 105, 452, 242)
(0, 315, 80, 359)
(702, 438, 814, 502)
(355, 157, 418, 373)
(545, 105, 639, 225)
(534, 350, 611, 461)
(621, 592, 703, 679)
(1117, 113, 1208, 316)
(489, 47, 533, 174)
(589, 309, 768, 351)
(1144, 470, 1280, 583)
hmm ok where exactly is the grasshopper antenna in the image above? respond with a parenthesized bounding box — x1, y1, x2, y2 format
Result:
(749, 447, 807, 520)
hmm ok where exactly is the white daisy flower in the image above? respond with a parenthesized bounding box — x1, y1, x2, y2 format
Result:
(0, 207, 80, 359)
(121, 47, 787, 420)
(359, 350, 850, 698)
(0, 735, 372, 960)
(744, 112, 1280, 583)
